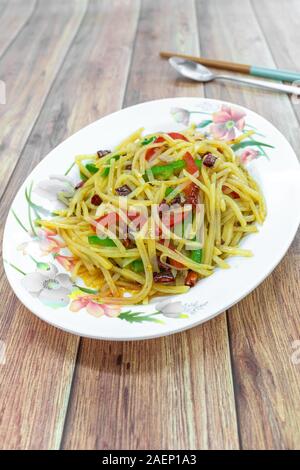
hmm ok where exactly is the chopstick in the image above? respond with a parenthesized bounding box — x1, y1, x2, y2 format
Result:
(160, 51, 300, 83)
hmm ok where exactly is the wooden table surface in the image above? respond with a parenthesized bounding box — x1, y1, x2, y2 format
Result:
(0, 0, 299, 450)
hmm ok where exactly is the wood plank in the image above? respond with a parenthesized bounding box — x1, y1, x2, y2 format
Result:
(0, 0, 37, 58)
(251, 0, 300, 121)
(0, 0, 140, 449)
(63, 0, 239, 450)
(227, 247, 300, 450)
(62, 315, 237, 450)
(196, 0, 300, 449)
(123, 0, 203, 106)
(0, 0, 88, 200)
(0, 307, 79, 450)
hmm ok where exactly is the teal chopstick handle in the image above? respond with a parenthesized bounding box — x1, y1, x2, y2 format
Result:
(250, 66, 300, 83)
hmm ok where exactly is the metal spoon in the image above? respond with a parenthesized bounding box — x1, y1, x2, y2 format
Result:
(169, 57, 300, 95)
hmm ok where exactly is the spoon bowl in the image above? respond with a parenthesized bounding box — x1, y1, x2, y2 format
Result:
(169, 57, 214, 82)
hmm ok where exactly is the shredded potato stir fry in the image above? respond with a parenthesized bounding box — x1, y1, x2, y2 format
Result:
(40, 126, 266, 305)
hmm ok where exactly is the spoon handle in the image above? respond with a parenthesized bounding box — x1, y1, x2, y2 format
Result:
(216, 74, 300, 95)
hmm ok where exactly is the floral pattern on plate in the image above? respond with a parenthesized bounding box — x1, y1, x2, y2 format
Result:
(171, 103, 274, 163)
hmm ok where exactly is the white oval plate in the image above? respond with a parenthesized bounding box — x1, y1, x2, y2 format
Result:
(3, 98, 300, 340)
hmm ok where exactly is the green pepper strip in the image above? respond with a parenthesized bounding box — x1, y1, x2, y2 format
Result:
(189, 234, 203, 263)
(80, 172, 88, 181)
(88, 235, 116, 247)
(141, 136, 156, 146)
(85, 163, 99, 174)
(150, 158, 202, 180)
(130, 259, 144, 273)
(195, 158, 202, 170)
(164, 161, 201, 198)
(149, 160, 185, 179)
(101, 154, 120, 177)
(190, 248, 203, 263)
(165, 187, 173, 197)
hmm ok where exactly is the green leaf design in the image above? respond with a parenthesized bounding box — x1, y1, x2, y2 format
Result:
(26, 183, 37, 236)
(11, 209, 29, 233)
(64, 161, 75, 176)
(245, 125, 265, 137)
(3, 259, 26, 275)
(232, 140, 274, 151)
(29, 255, 51, 271)
(25, 188, 51, 217)
(119, 310, 164, 324)
(196, 119, 212, 128)
(73, 284, 99, 295)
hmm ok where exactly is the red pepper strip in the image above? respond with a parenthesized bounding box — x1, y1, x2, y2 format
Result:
(91, 212, 120, 231)
(156, 207, 188, 238)
(127, 212, 147, 234)
(168, 241, 184, 269)
(167, 132, 189, 142)
(96, 211, 140, 225)
(183, 151, 198, 174)
(159, 203, 190, 228)
(182, 152, 200, 206)
(96, 213, 119, 226)
(145, 136, 165, 161)
(222, 185, 240, 199)
(127, 212, 138, 221)
(168, 209, 189, 228)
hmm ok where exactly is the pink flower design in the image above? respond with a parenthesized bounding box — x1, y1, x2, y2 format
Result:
(38, 229, 66, 255)
(240, 148, 259, 164)
(55, 254, 76, 272)
(210, 105, 246, 140)
(69, 295, 121, 318)
(17, 228, 65, 256)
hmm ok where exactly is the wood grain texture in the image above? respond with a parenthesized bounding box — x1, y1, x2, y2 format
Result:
(62, 315, 238, 450)
(63, 0, 239, 450)
(0, 307, 78, 450)
(0, 0, 141, 450)
(0, 0, 140, 212)
(0, 0, 88, 200)
(251, 0, 300, 121)
(196, 0, 300, 449)
(0, 0, 88, 450)
(0, 0, 37, 58)
(123, 0, 203, 107)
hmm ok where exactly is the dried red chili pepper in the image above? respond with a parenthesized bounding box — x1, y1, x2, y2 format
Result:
(185, 270, 198, 287)
(153, 271, 175, 283)
(97, 150, 110, 158)
(203, 153, 217, 167)
(115, 185, 131, 196)
(75, 180, 85, 190)
(91, 194, 102, 206)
